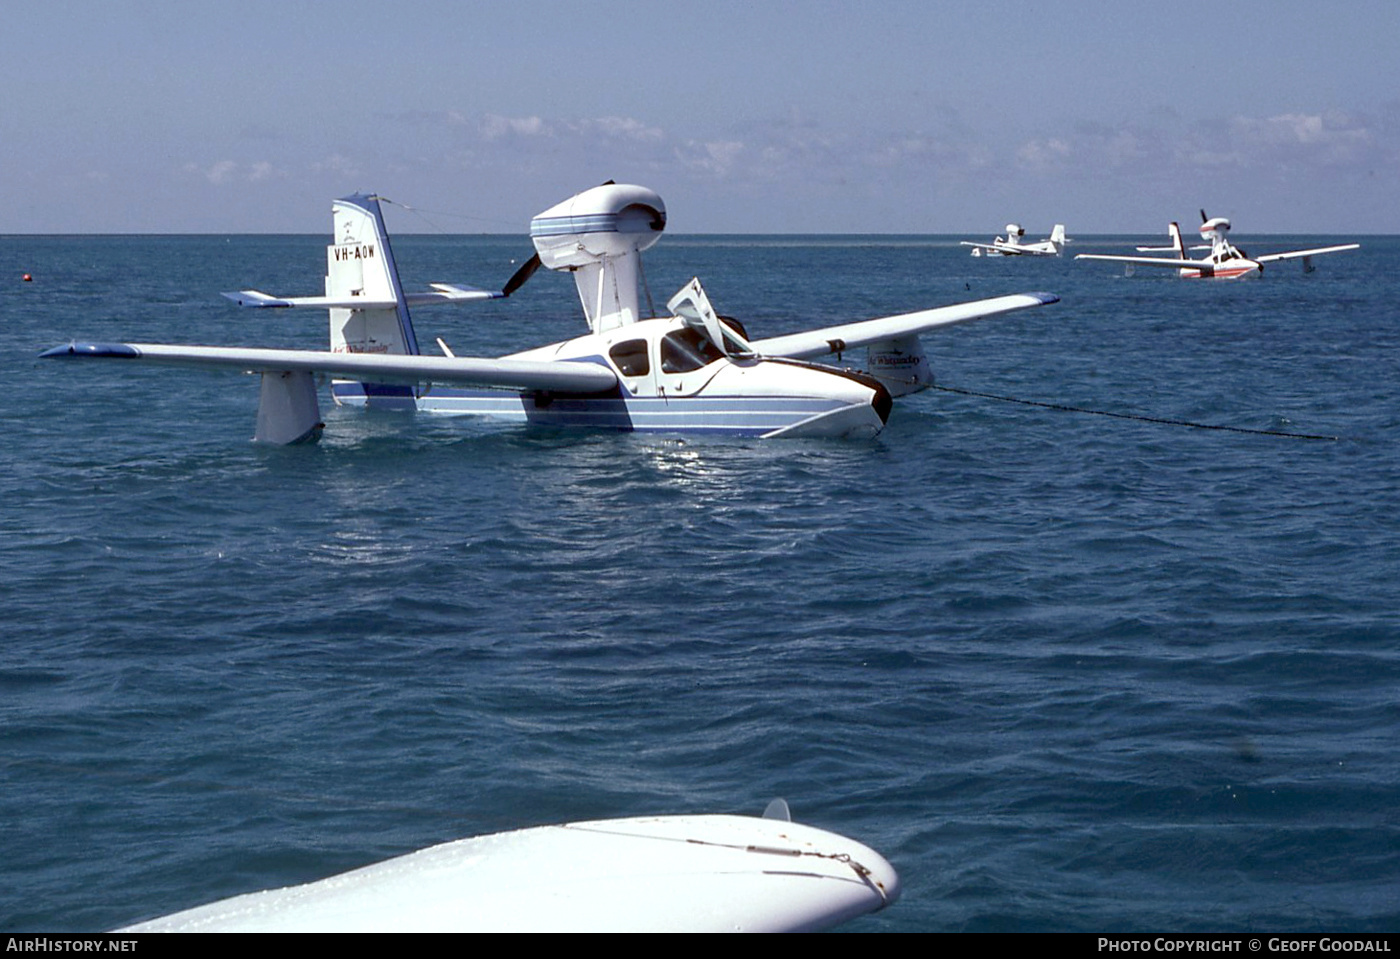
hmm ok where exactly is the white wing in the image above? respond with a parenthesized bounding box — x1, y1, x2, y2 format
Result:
(117, 814, 899, 933)
(1256, 243, 1360, 264)
(41, 341, 618, 393)
(749, 292, 1058, 360)
(1076, 254, 1204, 269)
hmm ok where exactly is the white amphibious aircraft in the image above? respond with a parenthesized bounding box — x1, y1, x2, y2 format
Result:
(1076, 210, 1359, 279)
(962, 223, 1069, 257)
(42, 183, 1057, 444)
(118, 805, 900, 933)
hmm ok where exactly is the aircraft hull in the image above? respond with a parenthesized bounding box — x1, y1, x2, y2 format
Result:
(332, 383, 888, 439)
(1178, 264, 1261, 280)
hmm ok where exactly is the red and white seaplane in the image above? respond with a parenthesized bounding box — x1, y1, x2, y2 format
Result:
(1076, 210, 1359, 279)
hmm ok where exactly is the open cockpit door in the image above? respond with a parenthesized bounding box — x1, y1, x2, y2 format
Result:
(666, 278, 754, 358)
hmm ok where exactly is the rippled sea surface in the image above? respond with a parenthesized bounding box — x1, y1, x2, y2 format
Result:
(1, 230, 1396, 932)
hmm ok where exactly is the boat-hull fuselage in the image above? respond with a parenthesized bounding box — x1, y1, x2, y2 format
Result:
(332, 317, 891, 439)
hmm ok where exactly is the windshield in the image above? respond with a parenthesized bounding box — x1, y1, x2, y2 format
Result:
(660, 328, 722, 373)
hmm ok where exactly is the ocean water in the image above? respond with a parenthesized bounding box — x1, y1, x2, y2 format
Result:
(1, 231, 1396, 932)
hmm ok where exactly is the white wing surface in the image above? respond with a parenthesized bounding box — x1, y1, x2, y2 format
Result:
(117, 814, 899, 933)
(41, 341, 618, 394)
(749, 292, 1058, 360)
(1075, 254, 1206, 269)
(1256, 243, 1360, 264)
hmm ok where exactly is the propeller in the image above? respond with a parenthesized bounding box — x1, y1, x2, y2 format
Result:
(500, 252, 541, 298)
(497, 180, 614, 299)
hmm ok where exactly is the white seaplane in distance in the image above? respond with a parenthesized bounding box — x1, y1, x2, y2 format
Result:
(962, 223, 1069, 257)
(42, 183, 1058, 444)
(1076, 210, 1359, 279)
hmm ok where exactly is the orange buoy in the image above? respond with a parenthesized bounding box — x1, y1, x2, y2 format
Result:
(22, 273, 32, 282)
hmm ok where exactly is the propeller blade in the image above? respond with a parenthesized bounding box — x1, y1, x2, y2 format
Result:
(501, 252, 542, 298)
(1200, 208, 1208, 223)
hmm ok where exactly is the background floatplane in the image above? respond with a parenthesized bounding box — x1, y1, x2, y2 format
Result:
(1076, 210, 1359, 279)
(962, 223, 1069, 257)
(43, 183, 1058, 443)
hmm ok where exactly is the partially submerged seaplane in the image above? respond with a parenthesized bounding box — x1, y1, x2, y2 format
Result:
(42, 183, 1057, 443)
(118, 805, 900, 933)
(1076, 210, 1359, 279)
(962, 223, 1068, 257)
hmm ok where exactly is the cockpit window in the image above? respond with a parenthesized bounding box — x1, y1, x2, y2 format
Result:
(609, 339, 650, 377)
(660, 328, 723, 374)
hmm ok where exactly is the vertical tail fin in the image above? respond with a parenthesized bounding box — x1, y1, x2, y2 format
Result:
(326, 195, 421, 358)
(1049, 224, 1067, 249)
(1167, 222, 1186, 258)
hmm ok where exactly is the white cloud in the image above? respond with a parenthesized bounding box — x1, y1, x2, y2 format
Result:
(675, 139, 746, 177)
(310, 154, 361, 178)
(1228, 112, 1375, 165)
(180, 159, 287, 185)
(479, 114, 549, 140)
(574, 116, 665, 141)
(204, 160, 237, 184)
(1016, 136, 1072, 169)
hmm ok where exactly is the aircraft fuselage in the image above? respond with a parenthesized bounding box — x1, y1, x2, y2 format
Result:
(332, 316, 892, 439)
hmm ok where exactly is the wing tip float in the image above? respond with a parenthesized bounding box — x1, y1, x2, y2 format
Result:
(40, 341, 140, 359)
(116, 811, 900, 933)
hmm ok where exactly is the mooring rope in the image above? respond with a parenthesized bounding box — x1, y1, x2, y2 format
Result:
(932, 384, 1340, 441)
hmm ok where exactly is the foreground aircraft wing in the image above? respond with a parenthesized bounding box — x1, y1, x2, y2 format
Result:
(118, 813, 899, 933)
(1255, 243, 1360, 264)
(748, 292, 1057, 360)
(40, 342, 617, 393)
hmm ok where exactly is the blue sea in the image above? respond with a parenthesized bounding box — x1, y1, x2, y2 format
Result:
(1, 230, 1396, 932)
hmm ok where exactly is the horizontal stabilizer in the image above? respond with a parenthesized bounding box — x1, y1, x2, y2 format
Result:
(222, 290, 397, 309)
(41, 342, 618, 394)
(749, 292, 1058, 360)
(414, 283, 502, 303)
(222, 285, 501, 310)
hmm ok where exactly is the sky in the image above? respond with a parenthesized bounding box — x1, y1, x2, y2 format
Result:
(4, 1, 1398, 234)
